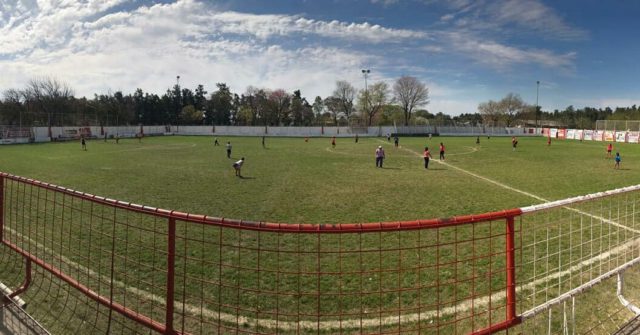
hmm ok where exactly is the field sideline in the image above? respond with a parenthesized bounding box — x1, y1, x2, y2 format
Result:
(0, 135, 637, 224)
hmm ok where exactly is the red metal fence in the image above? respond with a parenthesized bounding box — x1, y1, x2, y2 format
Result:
(1, 172, 639, 334)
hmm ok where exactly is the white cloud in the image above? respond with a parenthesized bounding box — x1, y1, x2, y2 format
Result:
(0, 0, 423, 99)
(444, 32, 576, 70)
(211, 11, 427, 42)
(371, 0, 401, 6)
(440, 0, 587, 41)
(489, 0, 587, 40)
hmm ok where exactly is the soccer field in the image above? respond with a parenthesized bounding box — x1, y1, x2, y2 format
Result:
(1, 135, 640, 334)
(0, 135, 636, 223)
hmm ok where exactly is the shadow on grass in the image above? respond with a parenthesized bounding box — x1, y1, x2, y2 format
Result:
(238, 176, 255, 179)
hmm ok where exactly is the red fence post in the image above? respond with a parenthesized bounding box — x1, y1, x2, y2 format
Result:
(166, 217, 176, 335)
(0, 175, 4, 241)
(505, 216, 517, 321)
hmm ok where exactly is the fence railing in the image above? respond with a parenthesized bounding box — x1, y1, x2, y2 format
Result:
(1, 172, 639, 334)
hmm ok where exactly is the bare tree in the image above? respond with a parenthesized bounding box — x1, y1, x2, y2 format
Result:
(477, 100, 501, 126)
(499, 93, 525, 127)
(358, 81, 390, 126)
(22, 77, 74, 127)
(393, 76, 429, 126)
(333, 80, 356, 122)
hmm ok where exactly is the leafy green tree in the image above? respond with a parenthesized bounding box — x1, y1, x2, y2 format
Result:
(210, 83, 234, 125)
(180, 105, 203, 124)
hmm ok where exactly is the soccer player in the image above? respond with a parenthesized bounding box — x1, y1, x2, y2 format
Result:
(355, 134, 359, 143)
(423, 147, 433, 169)
(547, 136, 551, 146)
(615, 152, 621, 169)
(262, 136, 265, 148)
(233, 157, 245, 177)
(476, 136, 480, 145)
(512, 136, 518, 151)
(81, 136, 87, 151)
(375, 146, 385, 168)
(387, 133, 391, 142)
(331, 136, 336, 148)
(115, 134, 120, 144)
(226, 141, 232, 158)
(607, 143, 613, 158)
(394, 135, 399, 148)
(214, 137, 219, 146)
(439, 142, 445, 160)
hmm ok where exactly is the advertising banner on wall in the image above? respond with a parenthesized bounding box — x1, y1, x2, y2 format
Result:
(594, 130, 604, 141)
(616, 131, 627, 142)
(550, 128, 558, 138)
(628, 132, 640, 143)
(575, 130, 584, 140)
(584, 130, 594, 141)
(566, 129, 576, 139)
(557, 129, 566, 139)
(604, 131, 615, 142)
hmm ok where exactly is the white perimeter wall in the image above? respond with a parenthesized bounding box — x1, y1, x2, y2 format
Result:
(28, 125, 540, 143)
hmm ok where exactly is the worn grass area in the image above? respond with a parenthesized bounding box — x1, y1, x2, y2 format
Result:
(1, 135, 640, 334)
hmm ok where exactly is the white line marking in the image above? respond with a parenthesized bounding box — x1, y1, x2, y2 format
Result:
(385, 140, 640, 234)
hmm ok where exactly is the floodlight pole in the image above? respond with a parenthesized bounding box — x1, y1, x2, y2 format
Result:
(362, 69, 370, 126)
(176, 75, 180, 132)
(535, 81, 540, 130)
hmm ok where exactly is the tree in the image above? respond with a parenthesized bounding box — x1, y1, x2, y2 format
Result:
(477, 100, 501, 126)
(324, 96, 341, 125)
(265, 89, 291, 125)
(290, 90, 314, 126)
(499, 93, 525, 127)
(393, 76, 429, 126)
(358, 81, 390, 126)
(333, 81, 356, 122)
(209, 83, 234, 125)
(194, 85, 208, 111)
(180, 105, 203, 124)
(1, 89, 23, 125)
(23, 77, 74, 127)
(312, 96, 324, 119)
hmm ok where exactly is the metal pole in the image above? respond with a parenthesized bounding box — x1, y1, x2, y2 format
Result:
(506, 216, 517, 322)
(0, 176, 3, 241)
(536, 81, 540, 130)
(176, 76, 180, 132)
(362, 69, 370, 126)
(165, 217, 176, 335)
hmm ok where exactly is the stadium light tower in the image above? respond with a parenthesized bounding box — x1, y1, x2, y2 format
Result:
(362, 69, 370, 124)
(535, 80, 540, 130)
(176, 75, 181, 132)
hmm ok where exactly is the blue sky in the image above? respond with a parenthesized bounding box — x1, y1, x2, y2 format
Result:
(1, 0, 639, 115)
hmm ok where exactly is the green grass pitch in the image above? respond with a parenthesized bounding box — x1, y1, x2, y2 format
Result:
(1, 135, 639, 334)
(0, 135, 636, 223)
